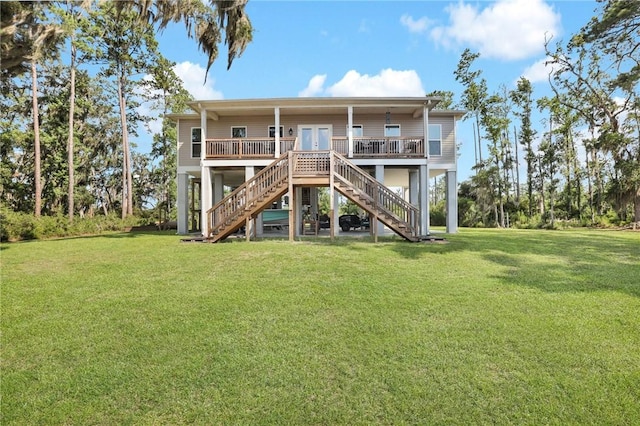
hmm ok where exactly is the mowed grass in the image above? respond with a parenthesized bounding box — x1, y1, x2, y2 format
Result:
(2, 229, 639, 425)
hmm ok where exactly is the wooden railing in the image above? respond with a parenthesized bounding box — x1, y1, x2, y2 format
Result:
(205, 137, 296, 158)
(332, 151, 419, 238)
(331, 137, 424, 157)
(291, 151, 331, 176)
(207, 152, 290, 237)
(205, 150, 420, 241)
(204, 137, 423, 159)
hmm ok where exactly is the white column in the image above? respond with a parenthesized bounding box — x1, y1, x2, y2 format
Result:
(419, 164, 429, 236)
(274, 107, 281, 157)
(409, 169, 419, 206)
(177, 173, 189, 234)
(333, 190, 340, 236)
(200, 106, 207, 160)
(347, 105, 354, 157)
(423, 104, 429, 158)
(375, 165, 385, 235)
(294, 186, 303, 237)
(213, 172, 224, 204)
(446, 170, 458, 233)
(200, 167, 212, 237)
(199, 106, 209, 236)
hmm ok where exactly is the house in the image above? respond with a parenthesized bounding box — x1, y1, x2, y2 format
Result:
(170, 97, 464, 242)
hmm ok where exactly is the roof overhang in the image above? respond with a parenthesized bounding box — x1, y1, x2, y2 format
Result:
(168, 97, 466, 121)
(185, 97, 446, 120)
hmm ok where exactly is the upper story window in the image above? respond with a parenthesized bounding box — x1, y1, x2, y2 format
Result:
(231, 126, 246, 138)
(348, 124, 363, 137)
(191, 127, 201, 158)
(428, 124, 442, 156)
(269, 126, 284, 138)
(384, 124, 400, 137)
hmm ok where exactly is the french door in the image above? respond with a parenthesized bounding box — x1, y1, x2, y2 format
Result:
(299, 125, 332, 151)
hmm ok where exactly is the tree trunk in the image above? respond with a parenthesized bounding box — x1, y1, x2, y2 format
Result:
(31, 60, 42, 217)
(573, 139, 581, 221)
(117, 73, 133, 218)
(475, 113, 482, 163)
(635, 186, 640, 223)
(592, 150, 603, 216)
(514, 126, 520, 203)
(68, 43, 76, 222)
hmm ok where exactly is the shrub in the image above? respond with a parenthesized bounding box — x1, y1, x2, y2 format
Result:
(1, 209, 37, 241)
(0, 208, 146, 242)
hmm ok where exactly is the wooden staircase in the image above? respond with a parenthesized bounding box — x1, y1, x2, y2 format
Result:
(206, 153, 290, 243)
(332, 152, 420, 242)
(205, 151, 421, 242)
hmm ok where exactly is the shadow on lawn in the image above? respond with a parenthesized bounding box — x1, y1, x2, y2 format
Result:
(385, 229, 639, 297)
(465, 230, 640, 298)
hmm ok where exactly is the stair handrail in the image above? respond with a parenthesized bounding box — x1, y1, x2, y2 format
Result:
(331, 151, 419, 237)
(206, 151, 290, 236)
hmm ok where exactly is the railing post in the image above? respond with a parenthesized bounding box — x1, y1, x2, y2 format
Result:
(274, 107, 281, 158)
(347, 105, 353, 158)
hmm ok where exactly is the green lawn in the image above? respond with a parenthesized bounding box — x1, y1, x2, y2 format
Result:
(2, 229, 639, 424)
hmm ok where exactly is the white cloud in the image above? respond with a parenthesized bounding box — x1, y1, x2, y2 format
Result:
(299, 74, 327, 97)
(173, 61, 224, 100)
(327, 69, 425, 97)
(400, 14, 431, 34)
(134, 61, 222, 144)
(521, 58, 555, 83)
(299, 69, 425, 97)
(430, 0, 561, 61)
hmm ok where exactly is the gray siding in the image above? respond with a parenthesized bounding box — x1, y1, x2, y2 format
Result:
(177, 112, 457, 166)
(428, 116, 456, 166)
(178, 118, 201, 168)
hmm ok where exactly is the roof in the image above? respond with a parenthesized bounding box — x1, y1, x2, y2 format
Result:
(167, 97, 465, 120)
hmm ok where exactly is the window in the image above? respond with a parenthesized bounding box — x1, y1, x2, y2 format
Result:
(268, 126, 284, 138)
(191, 127, 201, 158)
(348, 124, 363, 137)
(384, 124, 400, 137)
(231, 126, 247, 138)
(428, 124, 442, 156)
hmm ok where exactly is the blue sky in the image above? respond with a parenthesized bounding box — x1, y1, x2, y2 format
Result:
(151, 0, 600, 182)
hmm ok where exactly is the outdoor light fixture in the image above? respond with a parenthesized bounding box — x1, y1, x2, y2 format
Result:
(288, 127, 293, 136)
(385, 111, 391, 124)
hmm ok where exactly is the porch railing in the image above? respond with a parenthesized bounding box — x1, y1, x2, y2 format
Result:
(204, 137, 424, 159)
(331, 137, 424, 157)
(205, 137, 296, 158)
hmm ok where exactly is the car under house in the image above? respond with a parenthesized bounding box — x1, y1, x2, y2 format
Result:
(170, 96, 464, 242)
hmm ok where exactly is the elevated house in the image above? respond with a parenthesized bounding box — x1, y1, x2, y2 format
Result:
(170, 97, 464, 242)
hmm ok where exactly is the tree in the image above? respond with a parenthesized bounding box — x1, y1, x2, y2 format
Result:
(546, 0, 640, 223)
(426, 90, 455, 109)
(141, 57, 193, 222)
(480, 91, 512, 227)
(0, 1, 64, 77)
(537, 97, 563, 227)
(31, 55, 42, 217)
(579, 0, 640, 223)
(86, 3, 162, 218)
(510, 77, 537, 217)
(455, 49, 488, 166)
(53, 0, 93, 221)
(2, 0, 253, 80)
(578, 0, 640, 93)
